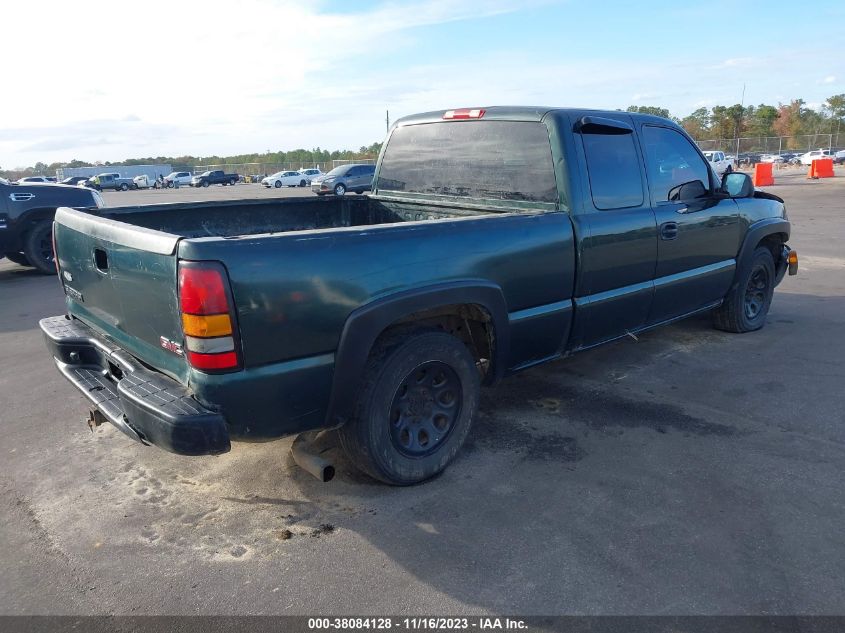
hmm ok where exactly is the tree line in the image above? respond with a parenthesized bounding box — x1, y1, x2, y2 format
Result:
(4, 95, 845, 179)
(1, 142, 385, 180)
(627, 93, 845, 147)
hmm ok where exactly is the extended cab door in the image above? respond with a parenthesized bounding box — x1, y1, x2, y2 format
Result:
(568, 114, 657, 349)
(639, 125, 740, 324)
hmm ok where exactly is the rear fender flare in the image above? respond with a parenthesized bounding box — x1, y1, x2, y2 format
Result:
(325, 281, 510, 426)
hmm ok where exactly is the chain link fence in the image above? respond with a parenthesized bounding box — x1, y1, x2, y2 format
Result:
(190, 158, 377, 180)
(696, 133, 845, 156)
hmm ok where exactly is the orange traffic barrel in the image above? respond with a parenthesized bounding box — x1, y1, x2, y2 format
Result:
(753, 162, 774, 186)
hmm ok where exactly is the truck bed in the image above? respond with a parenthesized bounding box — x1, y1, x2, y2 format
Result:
(93, 195, 490, 239)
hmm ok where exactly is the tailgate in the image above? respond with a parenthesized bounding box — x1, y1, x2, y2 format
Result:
(53, 207, 188, 382)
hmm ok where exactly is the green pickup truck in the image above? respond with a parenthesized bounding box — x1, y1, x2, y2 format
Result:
(41, 107, 797, 485)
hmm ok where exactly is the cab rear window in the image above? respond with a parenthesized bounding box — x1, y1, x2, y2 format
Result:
(376, 121, 557, 204)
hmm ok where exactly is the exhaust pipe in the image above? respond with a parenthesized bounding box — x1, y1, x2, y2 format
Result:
(291, 431, 335, 482)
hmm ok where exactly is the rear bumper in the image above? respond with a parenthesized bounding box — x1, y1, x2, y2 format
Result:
(40, 315, 230, 456)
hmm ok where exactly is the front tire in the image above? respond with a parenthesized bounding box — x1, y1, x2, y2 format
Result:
(274, 181, 282, 188)
(713, 246, 775, 333)
(22, 221, 56, 275)
(299, 179, 307, 187)
(338, 330, 480, 485)
(334, 183, 346, 196)
(202, 181, 210, 188)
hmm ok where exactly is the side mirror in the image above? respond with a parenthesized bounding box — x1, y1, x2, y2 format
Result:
(721, 172, 753, 198)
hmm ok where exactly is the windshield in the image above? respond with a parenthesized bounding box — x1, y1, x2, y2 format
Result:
(0, 177, 8, 185)
(325, 166, 349, 177)
(200, 171, 211, 176)
(167, 172, 179, 178)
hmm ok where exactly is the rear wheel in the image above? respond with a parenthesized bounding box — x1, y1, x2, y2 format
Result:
(120, 183, 129, 191)
(299, 179, 307, 187)
(22, 221, 56, 275)
(713, 246, 775, 333)
(4, 251, 31, 267)
(334, 183, 346, 196)
(338, 330, 480, 485)
(229, 178, 236, 186)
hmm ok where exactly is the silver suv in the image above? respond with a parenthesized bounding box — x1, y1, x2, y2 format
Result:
(311, 163, 375, 196)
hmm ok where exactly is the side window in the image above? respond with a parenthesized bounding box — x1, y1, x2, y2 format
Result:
(581, 130, 644, 210)
(642, 126, 711, 202)
(347, 166, 361, 176)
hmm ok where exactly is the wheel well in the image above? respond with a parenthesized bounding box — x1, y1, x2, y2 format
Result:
(757, 232, 786, 261)
(18, 208, 57, 236)
(379, 304, 495, 381)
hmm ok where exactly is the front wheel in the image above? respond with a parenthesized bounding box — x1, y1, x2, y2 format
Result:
(333, 183, 346, 196)
(713, 246, 775, 333)
(22, 221, 56, 275)
(338, 330, 480, 485)
(202, 181, 210, 188)
(299, 179, 307, 187)
(274, 181, 282, 188)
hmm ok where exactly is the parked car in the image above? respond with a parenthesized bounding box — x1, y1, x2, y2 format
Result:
(17, 176, 52, 184)
(0, 177, 104, 273)
(132, 175, 161, 189)
(190, 170, 238, 187)
(42, 106, 797, 485)
(86, 173, 134, 191)
(834, 149, 845, 165)
(262, 170, 308, 188)
(760, 154, 785, 164)
(737, 153, 763, 166)
(311, 163, 375, 196)
(800, 149, 835, 166)
(164, 171, 192, 188)
(60, 176, 89, 186)
(702, 151, 734, 175)
(298, 168, 322, 184)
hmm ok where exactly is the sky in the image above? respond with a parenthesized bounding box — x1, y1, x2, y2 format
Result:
(0, 0, 843, 168)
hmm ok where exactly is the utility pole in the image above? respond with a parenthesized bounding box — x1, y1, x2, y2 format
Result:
(736, 83, 745, 159)
(386, 110, 390, 134)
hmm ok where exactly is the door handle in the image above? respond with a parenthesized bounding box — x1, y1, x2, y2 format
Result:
(10, 193, 35, 202)
(660, 221, 679, 240)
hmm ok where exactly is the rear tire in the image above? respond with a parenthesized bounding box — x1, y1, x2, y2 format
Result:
(22, 221, 56, 275)
(338, 330, 480, 485)
(120, 183, 129, 191)
(4, 251, 31, 267)
(299, 179, 307, 187)
(229, 179, 236, 186)
(713, 246, 775, 333)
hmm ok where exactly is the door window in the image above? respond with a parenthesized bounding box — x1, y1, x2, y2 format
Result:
(642, 126, 711, 202)
(581, 130, 644, 210)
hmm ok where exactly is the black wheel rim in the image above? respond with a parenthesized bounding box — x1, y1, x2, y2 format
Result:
(744, 265, 769, 319)
(389, 361, 462, 457)
(36, 227, 53, 265)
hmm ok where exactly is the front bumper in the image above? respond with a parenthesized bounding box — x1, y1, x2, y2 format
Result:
(40, 315, 230, 456)
(775, 245, 798, 287)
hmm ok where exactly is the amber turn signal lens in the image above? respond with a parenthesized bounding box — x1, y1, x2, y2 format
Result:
(787, 251, 798, 265)
(182, 313, 232, 338)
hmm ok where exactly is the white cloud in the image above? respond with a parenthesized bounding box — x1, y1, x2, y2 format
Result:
(821, 75, 836, 84)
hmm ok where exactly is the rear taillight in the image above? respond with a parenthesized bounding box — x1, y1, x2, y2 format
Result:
(51, 222, 60, 277)
(178, 261, 241, 372)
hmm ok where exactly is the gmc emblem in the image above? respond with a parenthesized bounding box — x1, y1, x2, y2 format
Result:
(159, 336, 184, 356)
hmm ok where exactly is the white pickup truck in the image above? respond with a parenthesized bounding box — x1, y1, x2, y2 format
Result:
(702, 151, 735, 176)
